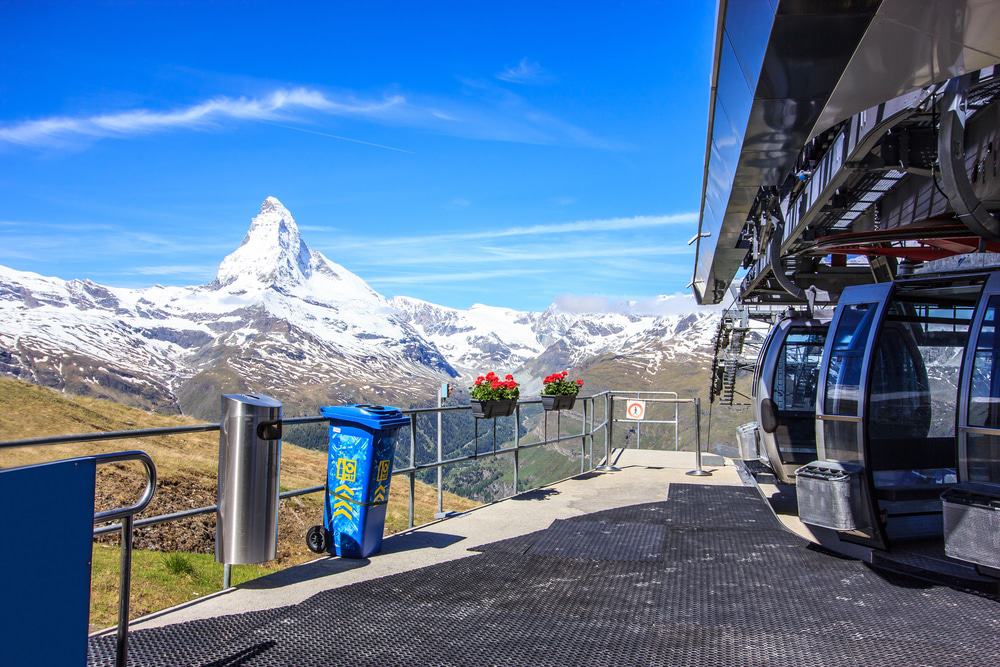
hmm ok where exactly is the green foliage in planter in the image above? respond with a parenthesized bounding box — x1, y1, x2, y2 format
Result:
(542, 371, 584, 396)
(471, 371, 520, 401)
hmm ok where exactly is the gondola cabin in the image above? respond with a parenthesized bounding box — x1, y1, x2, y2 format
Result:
(799, 269, 1000, 575)
(753, 313, 829, 484)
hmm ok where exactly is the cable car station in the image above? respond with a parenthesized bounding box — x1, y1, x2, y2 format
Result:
(4, 2, 1000, 665)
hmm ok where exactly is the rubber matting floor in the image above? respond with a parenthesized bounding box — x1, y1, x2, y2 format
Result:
(89, 483, 1000, 666)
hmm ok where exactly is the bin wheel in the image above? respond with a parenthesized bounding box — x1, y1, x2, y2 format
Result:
(306, 525, 329, 554)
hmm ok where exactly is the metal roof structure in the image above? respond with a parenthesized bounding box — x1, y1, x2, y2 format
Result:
(692, 0, 1000, 305)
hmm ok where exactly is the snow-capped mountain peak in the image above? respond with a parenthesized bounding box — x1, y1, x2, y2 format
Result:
(216, 196, 313, 289)
(0, 196, 720, 417)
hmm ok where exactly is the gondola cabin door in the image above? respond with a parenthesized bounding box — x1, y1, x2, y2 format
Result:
(816, 282, 892, 548)
(958, 271, 1000, 487)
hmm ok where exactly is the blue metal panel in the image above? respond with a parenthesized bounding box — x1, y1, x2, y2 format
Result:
(725, 0, 774, 91)
(0, 458, 96, 666)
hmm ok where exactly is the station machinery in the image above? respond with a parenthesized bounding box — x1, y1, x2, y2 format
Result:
(695, 1, 1000, 581)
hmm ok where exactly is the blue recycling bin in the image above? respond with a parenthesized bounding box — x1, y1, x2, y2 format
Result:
(306, 404, 409, 558)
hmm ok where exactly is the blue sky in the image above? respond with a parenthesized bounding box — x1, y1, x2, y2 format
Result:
(0, 1, 715, 312)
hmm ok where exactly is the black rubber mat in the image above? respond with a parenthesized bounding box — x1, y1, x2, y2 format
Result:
(89, 483, 1000, 667)
(525, 519, 665, 561)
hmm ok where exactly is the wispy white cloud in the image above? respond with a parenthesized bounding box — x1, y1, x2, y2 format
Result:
(325, 209, 699, 306)
(297, 225, 340, 233)
(333, 212, 698, 250)
(0, 80, 617, 150)
(0, 88, 404, 147)
(130, 264, 216, 279)
(496, 58, 551, 84)
(348, 241, 692, 267)
(261, 120, 413, 153)
(553, 292, 717, 316)
(368, 267, 547, 285)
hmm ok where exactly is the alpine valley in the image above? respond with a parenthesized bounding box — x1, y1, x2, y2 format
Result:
(0, 197, 722, 421)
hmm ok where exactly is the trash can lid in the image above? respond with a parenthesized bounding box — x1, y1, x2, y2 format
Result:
(319, 404, 409, 430)
(222, 393, 282, 408)
(941, 482, 1000, 509)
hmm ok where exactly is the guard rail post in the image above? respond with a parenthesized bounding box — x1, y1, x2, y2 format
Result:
(687, 396, 712, 477)
(409, 413, 417, 529)
(513, 403, 520, 494)
(596, 392, 619, 472)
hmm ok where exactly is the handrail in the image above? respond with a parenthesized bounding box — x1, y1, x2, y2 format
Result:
(0, 395, 607, 450)
(91, 450, 157, 667)
(93, 450, 157, 523)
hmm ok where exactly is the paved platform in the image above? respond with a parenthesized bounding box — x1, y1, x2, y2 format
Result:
(88, 450, 1000, 666)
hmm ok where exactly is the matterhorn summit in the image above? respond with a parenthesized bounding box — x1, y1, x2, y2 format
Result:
(216, 196, 315, 289)
(214, 196, 380, 304)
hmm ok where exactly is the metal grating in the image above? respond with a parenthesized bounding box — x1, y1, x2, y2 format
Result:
(89, 484, 1000, 667)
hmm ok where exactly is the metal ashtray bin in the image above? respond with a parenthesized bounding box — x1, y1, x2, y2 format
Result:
(795, 460, 866, 531)
(736, 422, 760, 460)
(942, 482, 1000, 571)
(216, 393, 283, 564)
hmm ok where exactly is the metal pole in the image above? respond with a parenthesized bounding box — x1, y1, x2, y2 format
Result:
(580, 399, 588, 474)
(435, 393, 445, 518)
(596, 393, 619, 472)
(116, 516, 134, 667)
(588, 398, 594, 469)
(409, 413, 417, 528)
(222, 563, 231, 589)
(635, 391, 641, 450)
(687, 396, 712, 476)
(674, 399, 679, 451)
(513, 403, 520, 495)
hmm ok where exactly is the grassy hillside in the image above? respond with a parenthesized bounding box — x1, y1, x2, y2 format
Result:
(0, 378, 476, 627)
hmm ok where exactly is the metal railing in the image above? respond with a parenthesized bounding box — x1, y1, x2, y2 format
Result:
(0, 388, 707, 660)
(600, 391, 708, 476)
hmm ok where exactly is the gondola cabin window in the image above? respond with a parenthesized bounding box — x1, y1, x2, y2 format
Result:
(968, 296, 1000, 483)
(824, 304, 876, 416)
(774, 331, 825, 412)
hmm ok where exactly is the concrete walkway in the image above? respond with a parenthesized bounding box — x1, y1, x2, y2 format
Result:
(131, 449, 737, 630)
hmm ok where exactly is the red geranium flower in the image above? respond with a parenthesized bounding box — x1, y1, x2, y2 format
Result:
(576, 379, 584, 386)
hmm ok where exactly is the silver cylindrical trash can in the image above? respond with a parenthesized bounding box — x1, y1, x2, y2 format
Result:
(216, 393, 283, 564)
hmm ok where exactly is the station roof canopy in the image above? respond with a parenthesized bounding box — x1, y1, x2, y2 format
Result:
(692, 0, 1000, 304)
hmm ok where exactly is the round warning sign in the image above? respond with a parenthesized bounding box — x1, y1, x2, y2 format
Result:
(625, 399, 646, 420)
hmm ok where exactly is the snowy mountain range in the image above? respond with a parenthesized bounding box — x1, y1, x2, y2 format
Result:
(0, 197, 718, 417)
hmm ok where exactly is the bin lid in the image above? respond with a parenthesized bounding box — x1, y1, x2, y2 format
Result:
(941, 482, 1000, 509)
(795, 460, 862, 481)
(319, 404, 409, 430)
(222, 393, 282, 408)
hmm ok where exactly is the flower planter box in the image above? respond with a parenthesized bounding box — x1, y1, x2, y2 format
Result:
(470, 398, 517, 419)
(541, 394, 577, 411)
